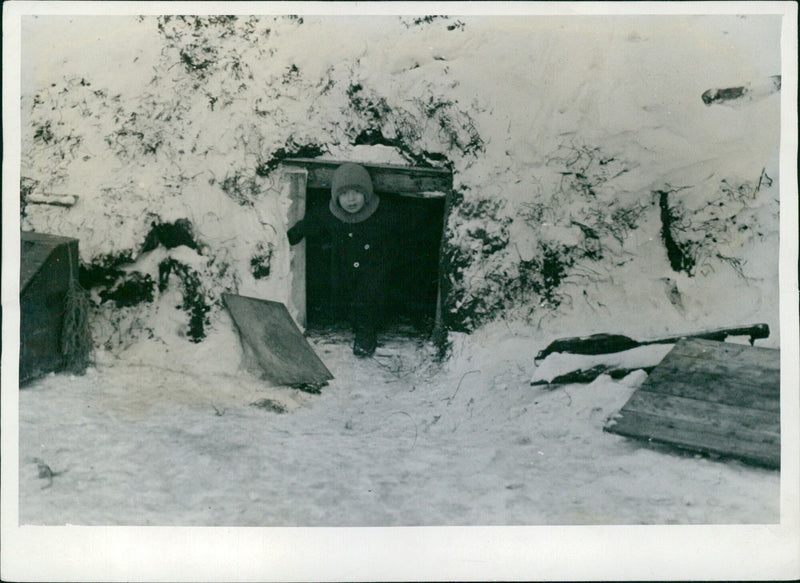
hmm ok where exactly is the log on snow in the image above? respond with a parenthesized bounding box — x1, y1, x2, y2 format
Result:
(534, 323, 769, 363)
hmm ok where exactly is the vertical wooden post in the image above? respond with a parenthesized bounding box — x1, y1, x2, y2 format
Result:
(286, 168, 307, 329)
(433, 189, 454, 351)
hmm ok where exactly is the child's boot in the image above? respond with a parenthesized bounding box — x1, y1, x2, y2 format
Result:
(353, 330, 377, 357)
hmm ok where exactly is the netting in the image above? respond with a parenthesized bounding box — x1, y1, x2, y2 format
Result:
(61, 251, 94, 374)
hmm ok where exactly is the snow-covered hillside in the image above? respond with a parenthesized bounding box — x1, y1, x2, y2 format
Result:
(19, 14, 782, 361)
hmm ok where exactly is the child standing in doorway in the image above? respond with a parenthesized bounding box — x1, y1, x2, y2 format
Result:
(287, 162, 403, 357)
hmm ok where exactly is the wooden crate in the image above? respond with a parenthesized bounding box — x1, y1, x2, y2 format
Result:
(604, 338, 780, 468)
(20, 231, 80, 383)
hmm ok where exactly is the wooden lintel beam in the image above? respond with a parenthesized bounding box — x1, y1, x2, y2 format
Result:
(281, 158, 452, 196)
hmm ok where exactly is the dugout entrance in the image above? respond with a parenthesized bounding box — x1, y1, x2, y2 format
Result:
(282, 159, 452, 338)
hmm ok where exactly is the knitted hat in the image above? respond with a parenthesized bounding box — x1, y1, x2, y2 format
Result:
(329, 163, 380, 223)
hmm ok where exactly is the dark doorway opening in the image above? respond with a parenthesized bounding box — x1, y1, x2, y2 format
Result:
(304, 187, 446, 336)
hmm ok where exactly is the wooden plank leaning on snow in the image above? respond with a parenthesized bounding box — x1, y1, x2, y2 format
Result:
(604, 338, 780, 469)
(222, 293, 334, 387)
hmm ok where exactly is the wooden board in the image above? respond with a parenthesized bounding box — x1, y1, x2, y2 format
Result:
(282, 158, 452, 197)
(604, 338, 780, 468)
(222, 293, 333, 386)
(20, 231, 80, 383)
(21, 231, 79, 293)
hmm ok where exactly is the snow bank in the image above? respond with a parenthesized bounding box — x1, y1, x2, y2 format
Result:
(18, 14, 782, 373)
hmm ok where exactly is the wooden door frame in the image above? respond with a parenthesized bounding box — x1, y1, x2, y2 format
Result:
(281, 158, 453, 333)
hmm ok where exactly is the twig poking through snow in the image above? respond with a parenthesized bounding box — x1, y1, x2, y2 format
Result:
(250, 398, 287, 414)
(444, 369, 480, 405)
(388, 410, 418, 451)
(373, 352, 421, 380)
(345, 411, 419, 451)
(33, 458, 65, 489)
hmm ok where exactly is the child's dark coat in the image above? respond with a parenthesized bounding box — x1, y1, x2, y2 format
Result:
(288, 198, 405, 345)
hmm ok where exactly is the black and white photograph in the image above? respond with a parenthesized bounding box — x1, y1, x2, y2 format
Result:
(2, 1, 798, 580)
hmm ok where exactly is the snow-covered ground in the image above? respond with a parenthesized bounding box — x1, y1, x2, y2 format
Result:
(18, 323, 779, 526)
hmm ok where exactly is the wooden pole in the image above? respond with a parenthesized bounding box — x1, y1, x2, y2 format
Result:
(286, 169, 307, 329)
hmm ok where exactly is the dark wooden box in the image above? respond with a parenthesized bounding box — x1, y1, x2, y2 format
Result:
(20, 231, 80, 384)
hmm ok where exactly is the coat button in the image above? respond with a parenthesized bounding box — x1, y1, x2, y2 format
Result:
(364, 244, 370, 250)
(353, 262, 360, 268)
